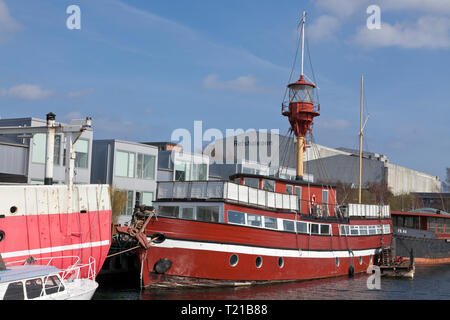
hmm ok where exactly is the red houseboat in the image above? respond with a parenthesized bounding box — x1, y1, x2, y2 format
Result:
(134, 11, 393, 288)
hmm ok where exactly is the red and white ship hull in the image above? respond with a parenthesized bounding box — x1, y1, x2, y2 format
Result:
(139, 216, 392, 288)
(0, 184, 112, 277)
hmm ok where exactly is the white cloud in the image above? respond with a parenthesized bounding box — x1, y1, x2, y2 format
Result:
(1, 84, 55, 100)
(67, 88, 96, 98)
(318, 118, 351, 131)
(379, 0, 450, 13)
(309, 15, 341, 42)
(203, 74, 267, 93)
(0, 0, 20, 31)
(354, 16, 450, 49)
(315, 0, 366, 18)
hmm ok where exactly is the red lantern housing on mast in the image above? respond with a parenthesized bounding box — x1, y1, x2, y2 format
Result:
(281, 11, 320, 181)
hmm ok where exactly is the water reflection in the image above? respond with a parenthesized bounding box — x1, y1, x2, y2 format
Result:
(94, 265, 450, 300)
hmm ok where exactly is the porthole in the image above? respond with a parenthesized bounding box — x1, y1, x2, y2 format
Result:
(359, 256, 363, 265)
(229, 254, 239, 267)
(0, 230, 4, 242)
(255, 256, 263, 269)
(278, 257, 284, 268)
(335, 257, 340, 267)
(10, 206, 18, 214)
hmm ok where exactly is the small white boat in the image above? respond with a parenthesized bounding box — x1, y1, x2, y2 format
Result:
(0, 256, 99, 300)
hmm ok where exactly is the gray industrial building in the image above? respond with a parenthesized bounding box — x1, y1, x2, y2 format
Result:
(0, 117, 93, 185)
(205, 131, 441, 195)
(91, 139, 159, 225)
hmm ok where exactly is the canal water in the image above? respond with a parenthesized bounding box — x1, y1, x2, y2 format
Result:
(93, 264, 450, 300)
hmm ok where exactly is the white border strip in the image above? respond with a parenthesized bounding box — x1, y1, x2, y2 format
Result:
(2, 240, 110, 259)
(150, 238, 377, 259)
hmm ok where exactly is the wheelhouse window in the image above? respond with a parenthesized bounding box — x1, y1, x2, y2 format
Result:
(262, 179, 275, 192)
(368, 226, 376, 235)
(31, 133, 46, 164)
(3, 281, 24, 300)
(264, 216, 277, 229)
(44, 275, 65, 295)
(247, 214, 262, 227)
(340, 225, 350, 235)
(359, 226, 368, 235)
(296, 221, 309, 234)
(286, 185, 293, 195)
(228, 211, 245, 225)
(197, 206, 219, 222)
(295, 186, 302, 214)
(350, 226, 360, 235)
(25, 278, 43, 299)
(243, 178, 259, 189)
(159, 206, 180, 218)
(74, 139, 89, 169)
(322, 190, 329, 216)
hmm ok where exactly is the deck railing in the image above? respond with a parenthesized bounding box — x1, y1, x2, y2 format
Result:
(157, 181, 299, 211)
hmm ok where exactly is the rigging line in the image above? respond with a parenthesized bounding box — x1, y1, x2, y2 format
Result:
(282, 18, 303, 105)
(277, 130, 292, 176)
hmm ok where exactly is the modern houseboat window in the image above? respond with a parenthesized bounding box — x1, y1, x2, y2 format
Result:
(296, 221, 309, 234)
(283, 220, 295, 232)
(320, 224, 331, 235)
(115, 151, 135, 178)
(228, 211, 246, 225)
(121, 191, 134, 216)
(159, 206, 180, 218)
(262, 179, 275, 192)
(286, 185, 293, 195)
(137, 154, 156, 180)
(25, 278, 44, 300)
(181, 208, 195, 220)
(197, 206, 220, 222)
(243, 178, 259, 189)
(247, 214, 262, 227)
(3, 282, 24, 300)
(311, 223, 320, 235)
(264, 216, 278, 229)
(136, 191, 154, 207)
(74, 139, 89, 169)
(44, 276, 65, 295)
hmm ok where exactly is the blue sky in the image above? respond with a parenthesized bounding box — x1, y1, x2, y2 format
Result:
(0, 0, 449, 184)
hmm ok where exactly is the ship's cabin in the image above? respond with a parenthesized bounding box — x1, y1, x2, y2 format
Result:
(229, 173, 337, 218)
(392, 209, 450, 238)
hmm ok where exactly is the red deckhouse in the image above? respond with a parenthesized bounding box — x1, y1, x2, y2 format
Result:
(136, 12, 393, 288)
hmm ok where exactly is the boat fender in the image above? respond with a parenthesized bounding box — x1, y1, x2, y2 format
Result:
(0, 230, 4, 243)
(348, 265, 355, 277)
(154, 258, 172, 274)
(151, 233, 166, 244)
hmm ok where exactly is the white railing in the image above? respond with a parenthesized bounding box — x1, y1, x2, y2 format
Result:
(345, 204, 391, 219)
(157, 181, 299, 211)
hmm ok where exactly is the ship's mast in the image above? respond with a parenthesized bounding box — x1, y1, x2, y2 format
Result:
(282, 11, 320, 181)
(359, 75, 364, 204)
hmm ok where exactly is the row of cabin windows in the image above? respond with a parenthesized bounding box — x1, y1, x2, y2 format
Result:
(158, 205, 221, 223)
(393, 215, 450, 233)
(228, 210, 332, 235)
(340, 224, 391, 236)
(3, 275, 65, 300)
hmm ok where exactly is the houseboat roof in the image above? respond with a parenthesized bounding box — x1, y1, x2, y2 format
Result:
(0, 265, 60, 283)
(229, 173, 337, 189)
(392, 208, 450, 218)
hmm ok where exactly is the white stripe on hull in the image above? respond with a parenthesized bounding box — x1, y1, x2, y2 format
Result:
(150, 238, 378, 259)
(2, 240, 110, 259)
